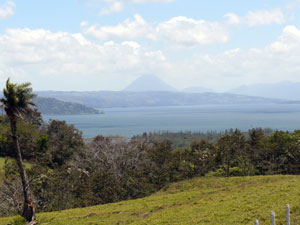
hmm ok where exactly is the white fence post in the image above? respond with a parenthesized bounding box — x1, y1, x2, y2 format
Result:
(286, 204, 290, 225)
(254, 219, 259, 225)
(271, 211, 275, 225)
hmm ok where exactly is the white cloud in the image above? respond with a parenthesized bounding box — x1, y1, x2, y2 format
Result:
(84, 0, 172, 3)
(1, 24, 300, 92)
(165, 25, 300, 91)
(98, 1, 123, 16)
(224, 8, 286, 27)
(83, 0, 173, 15)
(0, 28, 167, 90)
(269, 25, 300, 53)
(157, 16, 229, 46)
(83, 7, 286, 47)
(285, 0, 300, 11)
(83, 15, 229, 46)
(0, 0, 15, 19)
(224, 13, 241, 25)
(82, 14, 157, 40)
(246, 8, 285, 27)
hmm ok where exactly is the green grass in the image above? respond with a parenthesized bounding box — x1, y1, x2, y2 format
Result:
(1, 175, 300, 225)
(0, 157, 6, 179)
(0, 157, 31, 180)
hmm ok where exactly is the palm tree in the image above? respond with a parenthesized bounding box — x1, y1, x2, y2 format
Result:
(0, 78, 36, 222)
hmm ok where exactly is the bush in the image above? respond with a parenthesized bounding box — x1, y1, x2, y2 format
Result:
(11, 216, 26, 225)
(205, 169, 226, 177)
(229, 167, 244, 176)
(205, 167, 244, 177)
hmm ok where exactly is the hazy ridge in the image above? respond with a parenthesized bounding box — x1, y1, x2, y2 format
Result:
(35, 97, 101, 115)
(229, 81, 300, 100)
(36, 91, 299, 108)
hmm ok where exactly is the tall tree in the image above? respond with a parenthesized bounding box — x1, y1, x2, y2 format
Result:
(0, 78, 36, 222)
(217, 129, 246, 177)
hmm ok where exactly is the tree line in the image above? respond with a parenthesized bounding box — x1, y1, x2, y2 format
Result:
(2, 117, 300, 218)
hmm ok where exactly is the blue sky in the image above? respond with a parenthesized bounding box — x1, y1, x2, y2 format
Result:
(0, 0, 300, 91)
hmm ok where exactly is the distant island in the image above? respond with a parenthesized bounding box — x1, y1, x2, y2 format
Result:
(35, 97, 102, 115)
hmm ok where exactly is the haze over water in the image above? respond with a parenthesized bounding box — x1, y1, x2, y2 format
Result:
(43, 104, 300, 138)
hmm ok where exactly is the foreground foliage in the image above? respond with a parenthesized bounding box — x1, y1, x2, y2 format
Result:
(0, 79, 37, 222)
(2, 96, 300, 220)
(2, 175, 300, 225)
(2, 119, 300, 218)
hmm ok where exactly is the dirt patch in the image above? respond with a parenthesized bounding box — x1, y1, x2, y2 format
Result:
(82, 213, 101, 218)
(130, 212, 148, 218)
(112, 211, 124, 214)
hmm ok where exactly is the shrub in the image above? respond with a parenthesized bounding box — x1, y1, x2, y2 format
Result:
(11, 216, 26, 225)
(229, 167, 244, 176)
(205, 169, 226, 177)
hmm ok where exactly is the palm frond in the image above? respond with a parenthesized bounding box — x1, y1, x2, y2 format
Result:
(1, 78, 36, 119)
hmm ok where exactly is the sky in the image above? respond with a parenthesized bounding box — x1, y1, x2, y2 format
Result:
(0, 0, 300, 92)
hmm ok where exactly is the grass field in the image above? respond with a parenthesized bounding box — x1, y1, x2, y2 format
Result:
(1, 175, 300, 224)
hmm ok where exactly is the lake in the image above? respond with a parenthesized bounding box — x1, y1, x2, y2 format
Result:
(43, 104, 300, 138)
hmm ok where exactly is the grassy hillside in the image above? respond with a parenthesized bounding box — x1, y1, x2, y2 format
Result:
(1, 175, 300, 224)
(0, 157, 31, 181)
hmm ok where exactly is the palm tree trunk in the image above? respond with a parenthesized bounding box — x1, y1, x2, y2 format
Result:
(10, 119, 36, 222)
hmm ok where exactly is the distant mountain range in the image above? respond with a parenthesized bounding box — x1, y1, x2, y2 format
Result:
(36, 76, 300, 108)
(36, 91, 299, 108)
(182, 86, 213, 93)
(124, 76, 300, 101)
(124, 75, 212, 93)
(4, 76, 300, 113)
(124, 75, 177, 92)
(229, 81, 300, 100)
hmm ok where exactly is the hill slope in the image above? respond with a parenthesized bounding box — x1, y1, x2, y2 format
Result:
(0, 94, 102, 115)
(2, 175, 300, 224)
(35, 97, 102, 115)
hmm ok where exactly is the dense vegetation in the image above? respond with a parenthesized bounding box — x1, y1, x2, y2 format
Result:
(2, 107, 300, 220)
(2, 175, 300, 225)
(35, 97, 102, 115)
(133, 128, 274, 148)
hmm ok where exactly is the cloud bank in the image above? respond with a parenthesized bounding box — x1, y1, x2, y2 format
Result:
(82, 14, 229, 46)
(224, 8, 286, 27)
(1, 25, 300, 91)
(0, 0, 15, 19)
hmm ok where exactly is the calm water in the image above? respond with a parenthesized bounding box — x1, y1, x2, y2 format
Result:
(43, 104, 300, 138)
